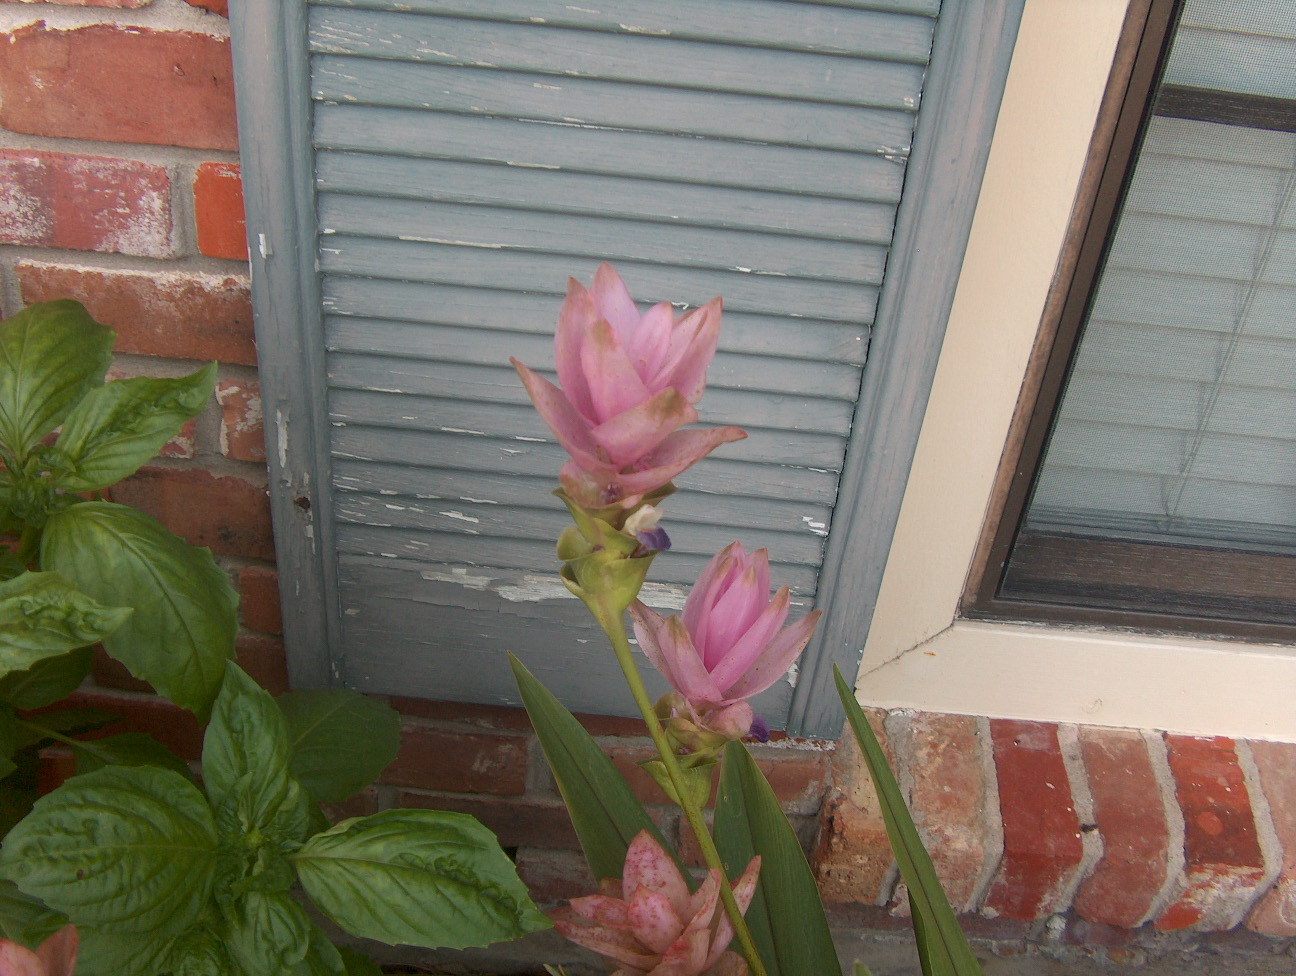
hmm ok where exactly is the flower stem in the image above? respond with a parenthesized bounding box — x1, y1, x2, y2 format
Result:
(591, 599, 769, 976)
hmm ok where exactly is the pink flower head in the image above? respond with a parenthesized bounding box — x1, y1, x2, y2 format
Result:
(512, 264, 746, 507)
(0, 926, 78, 976)
(551, 830, 759, 976)
(630, 543, 821, 718)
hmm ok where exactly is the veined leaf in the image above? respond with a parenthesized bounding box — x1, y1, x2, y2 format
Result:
(0, 300, 113, 463)
(0, 878, 67, 950)
(0, 707, 16, 781)
(715, 741, 840, 976)
(834, 666, 984, 976)
(510, 654, 680, 883)
(292, 808, 549, 949)
(226, 890, 312, 976)
(0, 764, 219, 936)
(41, 503, 237, 719)
(77, 924, 228, 976)
(277, 689, 400, 803)
(50, 364, 217, 492)
(291, 926, 349, 976)
(0, 571, 131, 679)
(0, 647, 93, 710)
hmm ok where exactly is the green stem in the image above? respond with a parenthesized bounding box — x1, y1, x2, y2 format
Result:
(591, 599, 769, 976)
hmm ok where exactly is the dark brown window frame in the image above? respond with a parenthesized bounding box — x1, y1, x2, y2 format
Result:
(962, 0, 1296, 643)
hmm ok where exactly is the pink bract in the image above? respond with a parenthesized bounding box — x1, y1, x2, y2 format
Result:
(512, 264, 745, 507)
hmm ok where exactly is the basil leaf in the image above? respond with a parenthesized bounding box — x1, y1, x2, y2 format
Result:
(77, 924, 228, 976)
(0, 878, 67, 950)
(0, 647, 93, 710)
(292, 808, 550, 949)
(0, 764, 219, 935)
(204, 664, 291, 815)
(41, 503, 237, 719)
(71, 732, 191, 777)
(226, 890, 311, 976)
(277, 689, 400, 803)
(50, 364, 216, 492)
(0, 708, 16, 781)
(0, 300, 113, 463)
(0, 572, 131, 679)
(291, 926, 348, 976)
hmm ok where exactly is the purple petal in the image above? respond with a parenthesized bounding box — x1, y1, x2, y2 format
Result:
(747, 714, 770, 742)
(637, 526, 671, 552)
(723, 610, 822, 701)
(589, 388, 697, 467)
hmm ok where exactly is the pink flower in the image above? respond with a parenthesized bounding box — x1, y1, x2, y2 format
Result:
(512, 264, 746, 507)
(0, 925, 77, 976)
(630, 543, 820, 716)
(551, 830, 759, 976)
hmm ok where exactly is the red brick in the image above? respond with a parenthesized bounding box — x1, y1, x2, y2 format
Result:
(813, 709, 896, 904)
(90, 644, 153, 694)
(0, 24, 236, 151)
(320, 786, 379, 824)
(234, 633, 288, 696)
(0, 151, 173, 258)
(2, 0, 152, 7)
(157, 418, 198, 459)
(61, 688, 203, 760)
(898, 713, 998, 913)
(1073, 728, 1173, 928)
(184, 0, 227, 14)
(1155, 735, 1269, 931)
(215, 378, 266, 462)
(1248, 740, 1296, 935)
(107, 465, 274, 561)
(984, 720, 1085, 921)
(382, 724, 528, 796)
(516, 847, 596, 904)
(18, 262, 256, 366)
(193, 162, 247, 260)
(236, 564, 282, 635)
(397, 792, 579, 850)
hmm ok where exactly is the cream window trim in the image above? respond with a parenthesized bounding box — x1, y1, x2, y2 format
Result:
(855, 0, 1296, 743)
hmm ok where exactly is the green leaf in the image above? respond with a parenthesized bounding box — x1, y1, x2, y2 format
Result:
(50, 363, 217, 492)
(225, 890, 312, 976)
(77, 924, 227, 976)
(204, 663, 291, 813)
(0, 571, 131, 679)
(336, 945, 383, 976)
(17, 707, 119, 746)
(834, 666, 984, 976)
(291, 926, 348, 976)
(0, 764, 220, 936)
(714, 741, 840, 976)
(510, 654, 681, 883)
(71, 731, 191, 777)
(291, 808, 550, 949)
(277, 689, 401, 803)
(0, 300, 114, 463)
(41, 502, 237, 718)
(0, 878, 67, 950)
(0, 646, 93, 710)
(0, 707, 17, 781)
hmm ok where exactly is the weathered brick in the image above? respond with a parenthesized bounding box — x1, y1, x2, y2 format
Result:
(898, 712, 999, 913)
(215, 378, 266, 462)
(1073, 728, 1174, 928)
(516, 847, 596, 904)
(389, 697, 537, 732)
(89, 644, 153, 694)
(17, 262, 255, 366)
(0, 151, 173, 258)
(320, 786, 380, 824)
(193, 162, 247, 260)
(234, 633, 289, 696)
(396, 791, 579, 850)
(105, 366, 198, 458)
(1155, 735, 1270, 931)
(382, 724, 528, 796)
(984, 719, 1085, 921)
(107, 465, 274, 561)
(63, 688, 203, 760)
(0, 24, 236, 150)
(1245, 740, 1296, 935)
(184, 0, 228, 14)
(2, 0, 152, 7)
(236, 564, 282, 635)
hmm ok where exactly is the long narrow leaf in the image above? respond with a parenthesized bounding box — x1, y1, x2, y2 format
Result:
(510, 654, 679, 884)
(833, 665, 983, 976)
(714, 741, 840, 976)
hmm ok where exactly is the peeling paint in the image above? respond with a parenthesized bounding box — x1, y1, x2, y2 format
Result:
(620, 24, 671, 35)
(801, 515, 829, 536)
(497, 575, 576, 603)
(420, 567, 495, 590)
(441, 426, 487, 435)
(439, 511, 480, 524)
(461, 496, 498, 505)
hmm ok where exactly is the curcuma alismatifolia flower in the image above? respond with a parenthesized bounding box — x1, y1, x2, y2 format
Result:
(551, 830, 759, 976)
(511, 264, 746, 509)
(630, 543, 820, 742)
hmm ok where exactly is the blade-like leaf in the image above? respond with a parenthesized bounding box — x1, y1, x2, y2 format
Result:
(71, 732, 191, 777)
(50, 363, 217, 492)
(0, 878, 67, 950)
(0, 764, 219, 936)
(714, 741, 840, 976)
(277, 689, 400, 803)
(0, 571, 131, 679)
(292, 808, 550, 949)
(510, 654, 682, 883)
(41, 502, 237, 719)
(0, 647, 93, 710)
(834, 666, 984, 976)
(0, 300, 114, 462)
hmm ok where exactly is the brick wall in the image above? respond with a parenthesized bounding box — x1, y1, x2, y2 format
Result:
(3, 0, 1295, 965)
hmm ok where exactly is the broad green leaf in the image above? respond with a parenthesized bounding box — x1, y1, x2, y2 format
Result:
(0, 764, 220, 936)
(0, 571, 131, 679)
(0, 300, 114, 463)
(41, 502, 237, 718)
(715, 741, 840, 976)
(277, 689, 401, 803)
(0, 878, 67, 950)
(834, 666, 984, 976)
(204, 662, 292, 813)
(292, 808, 550, 949)
(291, 925, 348, 976)
(0, 707, 16, 780)
(511, 654, 681, 883)
(77, 924, 227, 976)
(50, 363, 217, 492)
(71, 731, 191, 777)
(225, 890, 311, 976)
(0, 647, 93, 710)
